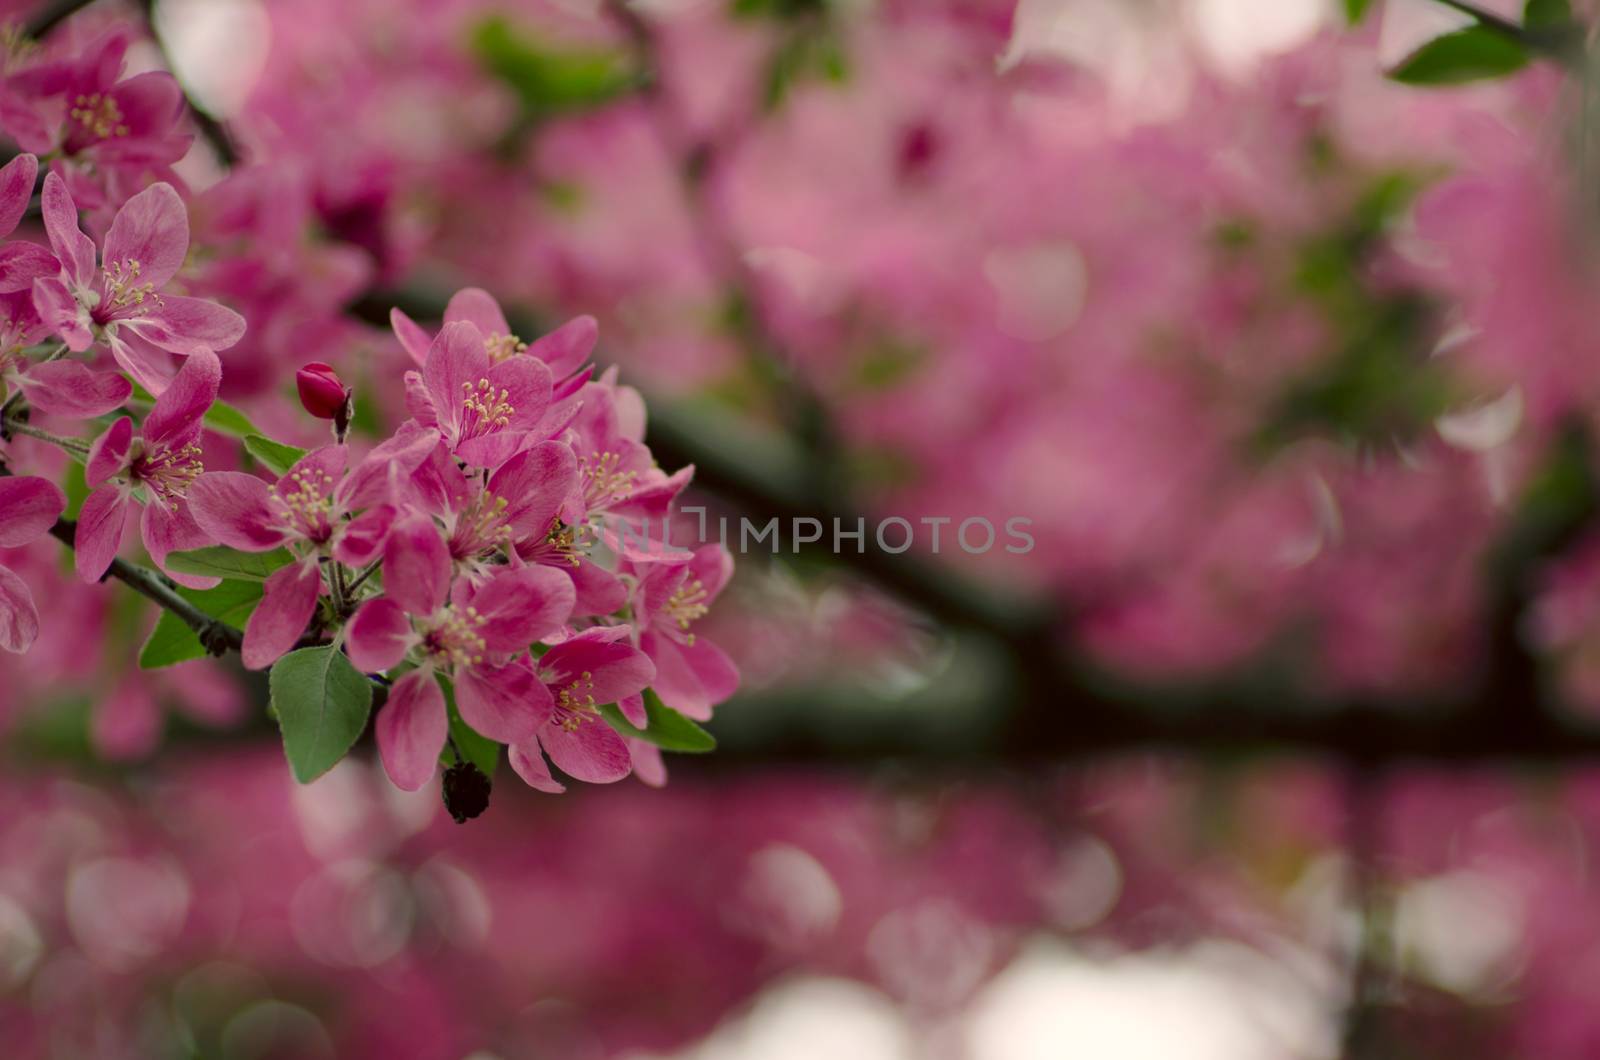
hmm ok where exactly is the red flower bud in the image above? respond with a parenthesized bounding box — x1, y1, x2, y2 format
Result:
(296, 362, 350, 421)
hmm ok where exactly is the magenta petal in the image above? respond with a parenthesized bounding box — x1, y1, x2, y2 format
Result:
(103, 181, 188, 290)
(508, 741, 566, 793)
(0, 475, 66, 546)
(568, 560, 627, 617)
(469, 565, 575, 651)
(346, 597, 413, 673)
(187, 471, 286, 550)
(0, 563, 41, 653)
(528, 315, 597, 379)
(0, 153, 37, 238)
(490, 440, 575, 539)
(40, 171, 96, 287)
(539, 715, 632, 784)
(125, 296, 247, 354)
(641, 630, 738, 722)
(241, 560, 321, 670)
(141, 349, 219, 448)
(383, 514, 451, 616)
(74, 485, 131, 582)
(332, 504, 393, 567)
(377, 669, 447, 792)
(444, 286, 511, 337)
(452, 430, 527, 470)
(32, 276, 92, 352)
(456, 661, 550, 743)
(142, 501, 218, 589)
(618, 692, 647, 728)
(403, 370, 437, 426)
(488, 355, 551, 432)
(390, 307, 432, 367)
(18, 360, 131, 417)
(107, 329, 179, 394)
(423, 321, 490, 440)
(0, 242, 64, 295)
(539, 630, 655, 707)
(85, 416, 133, 488)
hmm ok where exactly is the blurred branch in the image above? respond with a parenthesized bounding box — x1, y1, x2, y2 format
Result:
(22, 0, 96, 39)
(133, 0, 240, 165)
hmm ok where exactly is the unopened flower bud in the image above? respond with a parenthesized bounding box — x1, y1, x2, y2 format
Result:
(296, 362, 353, 440)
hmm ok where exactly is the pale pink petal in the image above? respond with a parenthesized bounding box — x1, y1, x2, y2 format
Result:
(377, 669, 447, 792)
(141, 501, 217, 589)
(0, 475, 65, 545)
(40, 171, 96, 287)
(627, 737, 667, 787)
(527, 315, 597, 379)
(444, 286, 510, 337)
(346, 597, 413, 673)
(383, 513, 451, 615)
(456, 661, 550, 743)
(618, 692, 647, 728)
(186, 471, 288, 550)
(0, 242, 63, 295)
(85, 416, 133, 488)
(124, 295, 246, 353)
(640, 630, 739, 722)
(469, 565, 574, 651)
(488, 354, 551, 432)
(103, 181, 188, 290)
(508, 741, 565, 793)
(0, 153, 37, 238)
(241, 560, 321, 670)
(423, 321, 489, 440)
(32, 276, 92, 351)
(74, 484, 132, 582)
(107, 329, 178, 393)
(402, 370, 437, 426)
(539, 715, 631, 784)
(0, 564, 41, 653)
(390, 307, 432, 366)
(17, 360, 130, 417)
(453, 430, 528, 470)
(331, 504, 392, 567)
(140, 348, 219, 449)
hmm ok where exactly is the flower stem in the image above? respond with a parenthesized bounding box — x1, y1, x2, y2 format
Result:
(3, 419, 91, 455)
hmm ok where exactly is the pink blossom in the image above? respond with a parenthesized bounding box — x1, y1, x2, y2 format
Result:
(32, 172, 245, 395)
(75, 349, 219, 588)
(345, 518, 576, 789)
(0, 475, 65, 653)
(627, 544, 739, 721)
(400, 319, 556, 469)
(507, 625, 656, 793)
(392, 286, 597, 381)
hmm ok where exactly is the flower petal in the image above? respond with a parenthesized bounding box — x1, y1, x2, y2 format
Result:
(40, 171, 96, 287)
(32, 276, 92, 351)
(508, 741, 566, 793)
(0, 153, 37, 238)
(103, 181, 188, 290)
(186, 471, 289, 550)
(488, 354, 551, 433)
(377, 669, 447, 792)
(124, 295, 246, 353)
(85, 415, 134, 488)
(627, 737, 667, 787)
(539, 714, 631, 784)
(0, 475, 65, 546)
(423, 320, 489, 440)
(332, 503, 393, 567)
(383, 513, 451, 616)
(469, 565, 575, 652)
(456, 660, 551, 743)
(0, 563, 41, 653)
(241, 559, 321, 670)
(74, 484, 132, 582)
(640, 630, 739, 722)
(141, 348, 219, 449)
(390, 307, 432, 367)
(0, 242, 62, 295)
(141, 500, 217, 589)
(527, 314, 597, 380)
(490, 440, 575, 540)
(347, 596, 413, 673)
(17, 360, 131, 417)
(540, 628, 655, 707)
(444, 286, 510, 337)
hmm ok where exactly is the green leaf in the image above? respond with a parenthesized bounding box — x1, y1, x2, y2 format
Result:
(1525, 0, 1571, 29)
(471, 16, 636, 113)
(269, 645, 373, 783)
(243, 434, 308, 477)
(599, 688, 716, 753)
(440, 677, 500, 778)
(60, 459, 88, 520)
(138, 579, 263, 668)
(1390, 26, 1529, 84)
(166, 545, 295, 582)
(1343, 0, 1374, 24)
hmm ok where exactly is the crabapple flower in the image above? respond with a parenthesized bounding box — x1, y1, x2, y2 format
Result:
(627, 544, 739, 721)
(0, 476, 66, 653)
(32, 172, 246, 395)
(392, 286, 597, 381)
(402, 320, 555, 468)
(0, 292, 130, 417)
(75, 350, 220, 587)
(0, 153, 58, 294)
(186, 436, 435, 670)
(345, 517, 576, 789)
(507, 625, 656, 793)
